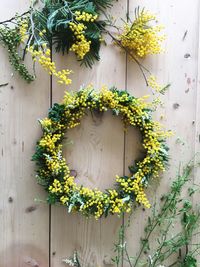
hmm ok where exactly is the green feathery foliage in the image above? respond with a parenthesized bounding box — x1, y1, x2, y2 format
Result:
(112, 158, 200, 267)
(29, 0, 110, 67)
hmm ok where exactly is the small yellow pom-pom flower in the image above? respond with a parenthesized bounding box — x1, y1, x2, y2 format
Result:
(18, 17, 29, 43)
(118, 9, 165, 58)
(27, 46, 72, 85)
(69, 21, 92, 59)
(68, 12, 98, 59)
(148, 75, 170, 94)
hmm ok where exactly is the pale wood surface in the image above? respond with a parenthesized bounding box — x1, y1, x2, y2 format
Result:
(125, 0, 200, 264)
(0, 1, 50, 267)
(0, 0, 200, 267)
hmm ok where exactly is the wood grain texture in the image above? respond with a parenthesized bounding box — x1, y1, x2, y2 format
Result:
(0, 1, 50, 266)
(1, 0, 200, 267)
(125, 0, 200, 264)
(194, 1, 200, 263)
(50, 1, 128, 267)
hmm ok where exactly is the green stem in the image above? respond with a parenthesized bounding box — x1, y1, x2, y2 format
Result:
(125, 244, 133, 267)
(133, 195, 177, 267)
(152, 217, 175, 266)
(168, 261, 179, 267)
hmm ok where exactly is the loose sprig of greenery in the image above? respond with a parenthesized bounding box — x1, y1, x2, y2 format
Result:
(112, 158, 200, 267)
(0, 21, 34, 82)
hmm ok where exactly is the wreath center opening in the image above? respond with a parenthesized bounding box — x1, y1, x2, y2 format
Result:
(63, 110, 144, 191)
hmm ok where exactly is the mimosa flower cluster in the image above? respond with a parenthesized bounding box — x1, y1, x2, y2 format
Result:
(0, 2, 167, 84)
(69, 11, 98, 59)
(118, 10, 165, 58)
(0, 0, 106, 82)
(18, 17, 29, 43)
(33, 86, 171, 219)
(27, 46, 72, 85)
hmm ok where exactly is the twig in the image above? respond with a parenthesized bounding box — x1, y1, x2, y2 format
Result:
(0, 11, 30, 25)
(22, 34, 32, 60)
(125, 245, 133, 267)
(102, 28, 151, 86)
(28, 5, 38, 47)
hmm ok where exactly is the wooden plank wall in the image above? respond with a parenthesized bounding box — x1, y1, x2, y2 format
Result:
(0, 0, 200, 267)
(126, 0, 200, 264)
(0, 1, 50, 267)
